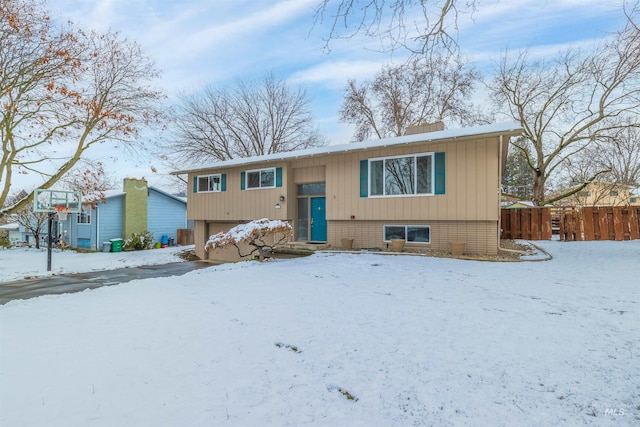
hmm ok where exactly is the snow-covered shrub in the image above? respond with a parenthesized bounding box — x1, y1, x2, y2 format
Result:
(123, 231, 154, 250)
(0, 230, 9, 248)
(205, 218, 292, 260)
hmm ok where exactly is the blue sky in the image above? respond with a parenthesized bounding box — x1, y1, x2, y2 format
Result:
(35, 0, 629, 189)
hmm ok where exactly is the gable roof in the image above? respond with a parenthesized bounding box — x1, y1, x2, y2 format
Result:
(102, 187, 186, 205)
(172, 122, 523, 175)
(149, 186, 187, 205)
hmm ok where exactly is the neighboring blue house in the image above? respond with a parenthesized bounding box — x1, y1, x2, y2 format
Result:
(0, 222, 28, 245)
(59, 178, 188, 250)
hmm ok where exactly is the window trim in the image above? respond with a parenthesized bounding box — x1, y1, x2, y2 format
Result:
(77, 206, 91, 225)
(383, 225, 431, 244)
(245, 167, 276, 190)
(196, 174, 223, 193)
(368, 152, 435, 198)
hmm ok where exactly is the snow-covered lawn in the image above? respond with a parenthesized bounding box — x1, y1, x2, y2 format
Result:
(0, 245, 189, 283)
(1, 241, 638, 426)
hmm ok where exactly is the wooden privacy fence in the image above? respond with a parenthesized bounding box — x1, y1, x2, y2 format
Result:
(557, 206, 640, 241)
(501, 206, 640, 241)
(500, 207, 552, 240)
(177, 228, 194, 245)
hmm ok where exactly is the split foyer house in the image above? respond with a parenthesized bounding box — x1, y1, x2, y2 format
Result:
(175, 122, 523, 261)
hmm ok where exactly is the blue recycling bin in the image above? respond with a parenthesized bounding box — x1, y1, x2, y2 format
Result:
(161, 235, 168, 248)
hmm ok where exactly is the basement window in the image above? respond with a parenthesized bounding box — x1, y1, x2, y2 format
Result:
(383, 225, 431, 243)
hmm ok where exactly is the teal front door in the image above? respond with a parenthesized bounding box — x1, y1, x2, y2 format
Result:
(310, 197, 327, 242)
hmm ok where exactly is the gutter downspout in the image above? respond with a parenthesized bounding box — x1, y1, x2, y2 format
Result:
(498, 135, 503, 251)
(96, 205, 100, 250)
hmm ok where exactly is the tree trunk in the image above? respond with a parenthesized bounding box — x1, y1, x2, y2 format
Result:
(532, 169, 546, 206)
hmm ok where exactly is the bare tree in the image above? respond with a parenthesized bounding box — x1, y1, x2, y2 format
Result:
(3, 190, 47, 248)
(564, 124, 640, 187)
(597, 123, 640, 187)
(13, 207, 49, 249)
(168, 75, 326, 165)
(313, 0, 477, 54)
(490, 10, 640, 206)
(340, 53, 485, 141)
(0, 0, 164, 216)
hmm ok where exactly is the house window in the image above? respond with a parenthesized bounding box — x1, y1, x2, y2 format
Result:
(246, 168, 275, 189)
(610, 190, 619, 196)
(370, 153, 434, 197)
(297, 183, 326, 196)
(577, 191, 591, 197)
(78, 206, 91, 225)
(197, 174, 222, 192)
(383, 225, 431, 243)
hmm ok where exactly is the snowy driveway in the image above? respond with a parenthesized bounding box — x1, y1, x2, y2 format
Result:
(0, 261, 209, 304)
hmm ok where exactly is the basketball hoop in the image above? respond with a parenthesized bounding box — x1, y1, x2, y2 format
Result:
(55, 205, 70, 221)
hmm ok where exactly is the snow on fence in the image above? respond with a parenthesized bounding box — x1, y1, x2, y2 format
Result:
(501, 206, 640, 241)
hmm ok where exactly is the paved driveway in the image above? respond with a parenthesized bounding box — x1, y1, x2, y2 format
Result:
(0, 262, 210, 305)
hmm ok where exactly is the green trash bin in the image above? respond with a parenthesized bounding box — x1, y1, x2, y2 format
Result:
(110, 238, 123, 252)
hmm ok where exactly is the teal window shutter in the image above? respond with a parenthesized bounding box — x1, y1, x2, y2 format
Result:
(360, 160, 368, 197)
(221, 174, 227, 192)
(240, 172, 245, 190)
(434, 152, 446, 195)
(193, 176, 198, 193)
(276, 167, 283, 187)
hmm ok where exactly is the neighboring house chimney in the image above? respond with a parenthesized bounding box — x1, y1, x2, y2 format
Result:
(405, 121, 445, 135)
(123, 178, 148, 237)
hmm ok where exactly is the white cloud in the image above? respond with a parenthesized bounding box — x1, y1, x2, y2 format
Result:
(290, 59, 386, 87)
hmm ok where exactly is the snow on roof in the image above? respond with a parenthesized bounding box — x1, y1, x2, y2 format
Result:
(0, 222, 20, 230)
(104, 190, 126, 199)
(173, 122, 523, 175)
(102, 187, 186, 205)
(149, 187, 187, 205)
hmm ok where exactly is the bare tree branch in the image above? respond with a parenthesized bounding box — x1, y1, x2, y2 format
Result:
(312, 0, 476, 54)
(340, 51, 485, 141)
(166, 75, 327, 165)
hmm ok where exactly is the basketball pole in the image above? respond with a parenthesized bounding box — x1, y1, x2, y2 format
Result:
(47, 212, 53, 272)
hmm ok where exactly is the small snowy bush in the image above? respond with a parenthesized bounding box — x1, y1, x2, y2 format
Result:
(123, 231, 154, 250)
(0, 230, 9, 248)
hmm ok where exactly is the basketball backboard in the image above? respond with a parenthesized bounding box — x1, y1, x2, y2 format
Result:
(33, 189, 82, 217)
